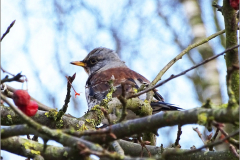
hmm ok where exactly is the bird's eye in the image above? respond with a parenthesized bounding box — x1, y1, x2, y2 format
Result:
(90, 58, 98, 64)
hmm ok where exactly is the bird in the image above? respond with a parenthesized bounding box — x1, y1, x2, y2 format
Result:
(71, 47, 182, 123)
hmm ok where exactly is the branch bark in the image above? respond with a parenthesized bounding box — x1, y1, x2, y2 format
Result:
(2, 104, 238, 145)
(83, 107, 239, 144)
(222, 0, 239, 102)
(1, 136, 82, 160)
(118, 139, 238, 160)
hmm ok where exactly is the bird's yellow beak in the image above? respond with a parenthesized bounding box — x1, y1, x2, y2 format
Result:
(70, 61, 87, 67)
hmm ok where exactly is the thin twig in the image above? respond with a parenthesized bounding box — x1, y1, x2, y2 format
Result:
(212, 3, 222, 12)
(1, 72, 24, 84)
(137, 136, 151, 157)
(209, 128, 220, 151)
(212, 128, 220, 141)
(212, 122, 239, 148)
(128, 45, 239, 99)
(193, 127, 205, 145)
(150, 29, 225, 86)
(174, 125, 182, 148)
(1, 20, 16, 42)
(163, 129, 239, 158)
(1, 65, 15, 76)
(77, 142, 123, 159)
(229, 144, 239, 158)
(56, 73, 76, 121)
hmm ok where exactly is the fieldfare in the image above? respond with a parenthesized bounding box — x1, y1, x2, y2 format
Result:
(71, 47, 181, 123)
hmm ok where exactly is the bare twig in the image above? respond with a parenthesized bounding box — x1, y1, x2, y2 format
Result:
(212, 3, 222, 12)
(1, 72, 24, 84)
(77, 142, 123, 159)
(229, 144, 239, 158)
(56, 73, 76, 121)
(163, 129, 239, 158)
(193, 127, 205, 145)
(137, 136, 151, 157)
(1, 65, 15, 76)
(212, 122, 239, 148)
(209, 128, 220, 151)
(150, 29, 225, 86)
(128, 45, 239, 99)
(174, 125, 182, 148)
(1, 20, 16, 42)
(212, 128, 220, 141)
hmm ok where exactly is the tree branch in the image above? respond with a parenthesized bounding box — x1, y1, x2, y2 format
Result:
(222, 0, 239, 102)
(162, 129, 239, 159)
(128, 45, 239, 99)
(1, 136, 83, 160)
(1, 20, 15, 42)
(83, 107, 239, 144)
(151, 29, 225, 86)
(0, 95, 112, 156)
(118, 139, 238, 159)
(56, 73, 76, 121)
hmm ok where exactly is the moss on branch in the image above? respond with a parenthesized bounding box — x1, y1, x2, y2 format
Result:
(1, 136, 82, 160)
(118, 140, 238, 159)
(83, 106, 239, 144)
(222, 0, 239, 102)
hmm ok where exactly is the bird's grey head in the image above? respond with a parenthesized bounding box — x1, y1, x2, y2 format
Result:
(71, 47, 127, 75)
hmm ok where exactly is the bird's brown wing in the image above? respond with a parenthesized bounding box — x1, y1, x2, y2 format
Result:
(85, 67, 181, 112)
(85, 67, 151, 108)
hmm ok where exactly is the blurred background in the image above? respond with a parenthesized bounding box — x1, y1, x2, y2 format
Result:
(1, 0, 228, 159)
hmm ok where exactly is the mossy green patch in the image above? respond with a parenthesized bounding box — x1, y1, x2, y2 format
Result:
(198, 113, 208, 125)
(77, 124, 88, 131)
(63, 151, 68, 157)
(7, 115, 13, 124)
(56, 119, 64, 128)
(30, 150, 40, 155)
(45, 109, 58, 121)
(91, 105, 104, 126)
(85, 119, 95, 127)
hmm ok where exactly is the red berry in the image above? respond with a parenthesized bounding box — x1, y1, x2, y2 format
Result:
(230, 0, 239, 10)
(19, 100, 38, 117)
(13, 90, 30, 106)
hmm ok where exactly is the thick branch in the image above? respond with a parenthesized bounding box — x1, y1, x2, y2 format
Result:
(222, 0, 239, 102)
(2, 104, 238, 146)
(1, 105, 93, 130)
(118, 140, 238, 160)
(162, 129, 239, 158)
(83, 107, 239, 144)
(1, 95, 124, 159)
(2, 136, 82, 160)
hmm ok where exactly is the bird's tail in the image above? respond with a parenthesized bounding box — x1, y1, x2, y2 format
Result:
(151, 101, 183, 114)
